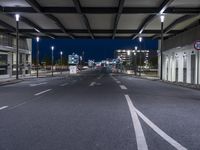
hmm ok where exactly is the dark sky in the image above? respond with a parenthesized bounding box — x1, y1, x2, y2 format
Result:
(32, 38, 158, 62)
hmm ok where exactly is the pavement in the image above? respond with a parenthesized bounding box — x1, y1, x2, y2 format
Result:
(0, 71, 69, 86)
(0, 68, 199, 150)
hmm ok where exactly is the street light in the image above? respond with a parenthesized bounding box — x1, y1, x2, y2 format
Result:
(60, 51, 63, 75)
(160, 15, 165, 80)
(139, 37, 142, 76)
(15, 14, 20, 79)
(36, 37, 40, 78)
(51, 46, 54, 77)
(134, 46, 138, 75)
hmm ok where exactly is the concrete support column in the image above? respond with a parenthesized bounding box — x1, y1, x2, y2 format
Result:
(158, 51, 161, 78)
(7, 52, 12, 77)
(187, 52, 191, 83)
(171, 56, 175, 82)
(22, 53, 26, 77)
(178, 54, 183, 82)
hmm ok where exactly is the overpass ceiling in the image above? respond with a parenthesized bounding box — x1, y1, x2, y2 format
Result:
(0, 0, 199, 39)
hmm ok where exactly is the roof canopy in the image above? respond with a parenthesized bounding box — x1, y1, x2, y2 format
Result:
(0, 0, 199, 39)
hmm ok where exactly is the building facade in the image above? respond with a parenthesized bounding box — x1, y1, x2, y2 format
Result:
(0, 34, 32, 79)
(158, 24, 200, 84)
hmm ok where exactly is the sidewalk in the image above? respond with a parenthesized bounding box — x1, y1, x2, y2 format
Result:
(0, 71, 69, 86)
(118, 70, 200, 90)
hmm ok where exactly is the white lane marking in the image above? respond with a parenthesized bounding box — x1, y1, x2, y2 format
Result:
(60, 83, 68, 86)
(0, 106, 8, 110)
(125, 95, 148, 150)
(120, 85, 127, 90)
(9, 102, 27, 109)
(34, 89, 52, 96)
(116, 80, 121, 84)
(97, 75, 103, 80)
(135, 109, 187, 150)
(89, 82, 96, 87)
(30, 82, 47, 87)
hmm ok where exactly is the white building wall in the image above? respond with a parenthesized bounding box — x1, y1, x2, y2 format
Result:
(0, 37, 32, 79)
(161, 44, 200, 84)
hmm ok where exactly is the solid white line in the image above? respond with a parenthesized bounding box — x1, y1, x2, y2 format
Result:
(135, 108, 187, 150)
(120, 85, 127, 90)
(34, 89, 52, 96)
(60, 83, 68, 86)
(125, 95, 148, 150)
(30, 82, 47, 87)
(89, 82, 96, 87)
(0, 106, 8, 110)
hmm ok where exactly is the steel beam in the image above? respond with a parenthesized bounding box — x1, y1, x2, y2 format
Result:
(112, 0, 125, 39)
(25, 0, 74, 39)
(1, 7, 199, 14)
(72, 0, 94, 39)
(132, 0, 175, 39)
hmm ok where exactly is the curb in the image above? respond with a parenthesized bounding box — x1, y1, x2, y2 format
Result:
(0, 79, 23, 86)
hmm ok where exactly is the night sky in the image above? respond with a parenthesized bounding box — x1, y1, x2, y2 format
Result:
(32, 38, 158, 62)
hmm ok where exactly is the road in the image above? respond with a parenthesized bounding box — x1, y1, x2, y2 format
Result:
(0, 68, 200, 150)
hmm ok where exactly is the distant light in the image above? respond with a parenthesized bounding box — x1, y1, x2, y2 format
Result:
(135, 46, 138, 50)
(139, 30, 143, 34)
(15, 14, 20, 22)
(134, 52, 136, 56)
(139, 37, 142, 42)
(51, 46, 54, 51)
(127, 50, 131, 56)
(160, 15, 165, 23)
(60, 51, 63, 55)
(36, 37, 40, 42)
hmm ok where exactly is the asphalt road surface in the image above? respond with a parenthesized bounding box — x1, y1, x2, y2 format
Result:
(0, 68, 200, 150)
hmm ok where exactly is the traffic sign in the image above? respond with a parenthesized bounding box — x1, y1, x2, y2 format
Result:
(194, 40, 200, 50)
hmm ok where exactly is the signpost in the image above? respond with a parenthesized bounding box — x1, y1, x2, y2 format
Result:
(194, 40, 200, 84)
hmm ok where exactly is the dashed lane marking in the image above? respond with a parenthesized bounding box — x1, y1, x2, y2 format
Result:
(116, 80, 121, 84)
(120, 85, 127, 90)
(34, 89, 52, 96)
(60, 83, 68, 86)
(125, 95, 148, 150)
(89, 82, 96, 87)
(30, 82, 47, 87)
(0, 106, 8, 110)
(97, 75, 103, 80)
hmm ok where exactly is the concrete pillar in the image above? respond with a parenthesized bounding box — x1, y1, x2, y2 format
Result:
(171, 55, 175, 82)
(187, 52, 191, 83)
(7, 52, 12, 77)
(22, 53, 26, 77)
(178, 53, 183, 82)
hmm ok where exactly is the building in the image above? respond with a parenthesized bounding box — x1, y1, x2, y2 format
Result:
(0, 34, 32, 79)
(115, 49, 149, 66)
(158, 24, 200, 84)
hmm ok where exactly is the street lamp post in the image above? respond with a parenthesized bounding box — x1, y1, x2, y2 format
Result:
(139, 37, 142, 76)
(134, 46, 138, 75)
(15, 14, 20, 79)
(36, 37, 40, 78)
(51, 46, 54, 77)
(60, 51, 63, 75)
(160, 15, 165, 80)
